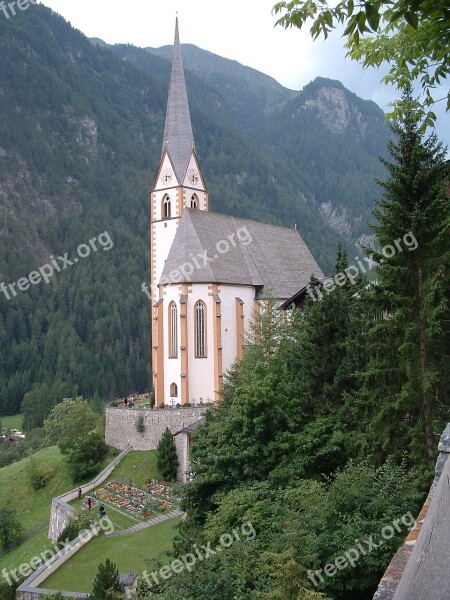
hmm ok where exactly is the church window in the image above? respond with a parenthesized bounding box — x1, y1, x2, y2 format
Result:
(163, 195, 171, 219)
(170, 382, 178, 397)
(190, 194, 198, 209)
(195, 301, 206, 357)
(169, 302, 178, 358)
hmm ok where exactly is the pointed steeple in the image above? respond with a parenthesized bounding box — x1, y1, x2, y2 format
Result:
(162, 18, 195, 184)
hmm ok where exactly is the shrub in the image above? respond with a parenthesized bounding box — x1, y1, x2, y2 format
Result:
(0, 575, 25, 600)
(0, 508, 23, 550)
(65, 431, 108, 482)
(57, 514, 94, 545)
(135, 414, 145, 433)
(26, 454, 46, 490)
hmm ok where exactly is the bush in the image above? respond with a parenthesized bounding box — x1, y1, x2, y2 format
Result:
(57, 514, 94, 544)
(135, 414, 145, 433)
(0, 575, 25, 600)
(0, 508, 23, 551)
(26, 454, 47, 490)
(65, 431, 108, 482)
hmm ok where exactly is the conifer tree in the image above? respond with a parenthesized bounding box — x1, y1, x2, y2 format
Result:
(91, 558, 122, 600)
(299, 243, 366, 412)
(156, 427, 179, 481)
(360, 101, 450, 461)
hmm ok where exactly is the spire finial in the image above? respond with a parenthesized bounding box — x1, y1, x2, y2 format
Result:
(161, 17, 194, 183)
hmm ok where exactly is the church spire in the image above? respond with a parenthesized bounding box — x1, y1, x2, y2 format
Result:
(162, 18, 194, 184)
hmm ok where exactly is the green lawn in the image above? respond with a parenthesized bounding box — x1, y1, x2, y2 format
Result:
(1, 413, 23, 432)
(110, 450, 158, 488)
(70, 497, 139, 530)
(43, 517, 180, 592)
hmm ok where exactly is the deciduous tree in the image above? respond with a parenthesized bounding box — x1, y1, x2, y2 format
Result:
(273, 0, 450, 125)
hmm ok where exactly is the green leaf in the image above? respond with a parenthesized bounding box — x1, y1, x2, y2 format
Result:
(404, 11, 419, 28)
(366, 3, 381, 31)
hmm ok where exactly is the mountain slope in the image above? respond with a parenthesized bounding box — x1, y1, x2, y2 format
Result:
(0, 5, 389, 418)
(114, 42, 391, 242)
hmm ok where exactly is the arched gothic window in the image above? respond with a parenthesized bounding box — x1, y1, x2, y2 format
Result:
(190, 194, 198, 209)
(195, 301, 206, 357)
(169, 302, 178, 358)
(170, 382, 178, 397)
(163, 195, 171, 219)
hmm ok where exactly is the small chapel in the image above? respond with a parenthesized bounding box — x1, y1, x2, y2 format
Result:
(150, 20, 323, 407)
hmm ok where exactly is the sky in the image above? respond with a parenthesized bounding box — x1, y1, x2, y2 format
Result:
(39, 0, 449, 147)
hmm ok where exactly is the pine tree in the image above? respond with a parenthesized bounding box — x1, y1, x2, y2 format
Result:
(156, 427, 179, 481)
(299, 244, 366, 412)
(91, 558, 122, 600)
(360, 101, 450, 462)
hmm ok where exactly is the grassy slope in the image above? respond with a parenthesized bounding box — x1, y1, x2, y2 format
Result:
(0, 447, 73, 574)
(110, 449, 159, 487)
(42, 517, 180, 592)
(0, 448, 179, 588)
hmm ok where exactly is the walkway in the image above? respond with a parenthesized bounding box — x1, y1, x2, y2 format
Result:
(107, 508, 183, 536)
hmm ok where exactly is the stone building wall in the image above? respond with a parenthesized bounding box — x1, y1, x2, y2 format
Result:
(105, 407, 205, 451)
(174, 432, 190, 484)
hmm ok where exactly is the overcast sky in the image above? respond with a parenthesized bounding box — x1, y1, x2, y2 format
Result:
(40, 0, 449, 147)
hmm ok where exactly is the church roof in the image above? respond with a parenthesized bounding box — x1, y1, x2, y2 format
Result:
(159, 209, 323, 299)
(162, 18, 195, 183)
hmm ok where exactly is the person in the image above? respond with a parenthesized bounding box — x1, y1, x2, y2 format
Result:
(99, 504, 105, 519)
(87, 497, 92, 511)
(78, 487, 82, 500)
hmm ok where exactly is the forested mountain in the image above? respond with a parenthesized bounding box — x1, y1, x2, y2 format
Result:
(0, 4, 390, 418)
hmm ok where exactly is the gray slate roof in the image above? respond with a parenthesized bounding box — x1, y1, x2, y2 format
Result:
(159, 209, 323, 299)
(162, 18, 194, 183)
(175, 417, 206, 436)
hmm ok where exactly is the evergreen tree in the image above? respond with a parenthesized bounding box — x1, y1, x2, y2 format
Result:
(359, 102, 450, 462)
(91, 558, 122, 600)
(156, 428, 179, 481)
(298, 244, 365, 412)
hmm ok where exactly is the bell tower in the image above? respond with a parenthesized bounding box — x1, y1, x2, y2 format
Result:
(150, 18, 208, 406)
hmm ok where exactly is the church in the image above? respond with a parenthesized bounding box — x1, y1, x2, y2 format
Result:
(150, 20, 323, 407)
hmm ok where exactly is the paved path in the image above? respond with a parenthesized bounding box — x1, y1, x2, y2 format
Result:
(107, 508, 183, 536)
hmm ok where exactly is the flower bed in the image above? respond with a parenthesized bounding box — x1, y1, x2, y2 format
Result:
(92, 479, 176, 520)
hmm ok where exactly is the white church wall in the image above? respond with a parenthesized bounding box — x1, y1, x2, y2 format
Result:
(152, 217, 179, 290)
(187, 284, 216, 403)
(220, 285, 255, 376)
(162, 284, 182, 405)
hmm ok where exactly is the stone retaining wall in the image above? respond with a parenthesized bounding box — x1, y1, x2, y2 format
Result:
(105, 407, 205, 451)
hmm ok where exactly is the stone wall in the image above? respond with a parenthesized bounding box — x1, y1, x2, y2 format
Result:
(174, 432, 190, 484)
(105, 407, 206, 451)
(373, 423, 450, 599)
